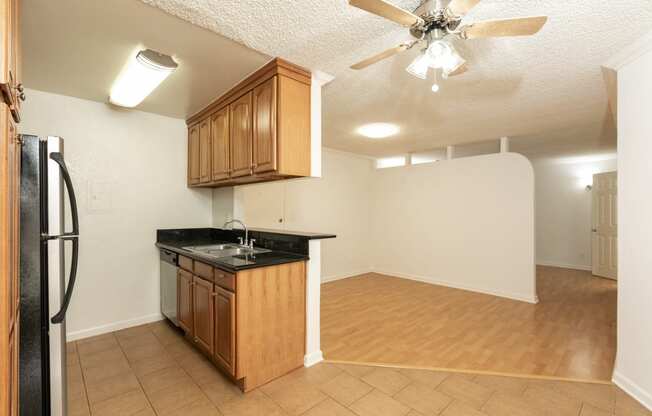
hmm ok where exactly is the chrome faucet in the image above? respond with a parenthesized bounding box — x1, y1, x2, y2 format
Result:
(223, 219, 250, 247)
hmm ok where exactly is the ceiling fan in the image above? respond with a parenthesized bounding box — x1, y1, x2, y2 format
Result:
(349, 0, 547, 90)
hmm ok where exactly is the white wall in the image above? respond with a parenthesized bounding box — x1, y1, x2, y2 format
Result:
(533, 158, 617, 270)
(216, 151, 537, 303)
(370, 153, 537, 303)
(215, 149, 375, 281)
(614, 47, 652, 409)
(22, 89, 212, 339)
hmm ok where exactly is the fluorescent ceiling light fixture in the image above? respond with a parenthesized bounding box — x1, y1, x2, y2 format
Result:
(357, 123, 400, 139)
(109, 49, 178, 108)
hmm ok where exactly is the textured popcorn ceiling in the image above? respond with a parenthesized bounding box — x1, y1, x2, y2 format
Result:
(141, 0, 652, 158)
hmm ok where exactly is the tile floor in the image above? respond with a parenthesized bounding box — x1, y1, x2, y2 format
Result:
(67, 320, 650, 416)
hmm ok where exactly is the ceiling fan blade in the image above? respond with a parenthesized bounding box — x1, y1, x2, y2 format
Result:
(463, 16, 548, 39)
(350, 43, 411, 70)
(447, 0, 482, 16)
(349, 0, 423, 27)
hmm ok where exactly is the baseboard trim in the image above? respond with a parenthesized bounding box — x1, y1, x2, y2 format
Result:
(67, 313, 165, 341)
(537, 261, 592, 272)
(613, 371, 652, 411)
(326, 359, 612, 385)
(372, 269, 539, 304)
(321, 269, 373, 283)
(304, 350, 324, 367)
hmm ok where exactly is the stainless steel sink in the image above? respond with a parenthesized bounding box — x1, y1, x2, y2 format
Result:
(182, 244, 270, 259)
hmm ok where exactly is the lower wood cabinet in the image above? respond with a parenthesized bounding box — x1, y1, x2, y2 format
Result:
(177, 269, 194, 335)
(176, 259, 306, 392)
(214, 286, 235, 376)
(192, 276, 214, 354)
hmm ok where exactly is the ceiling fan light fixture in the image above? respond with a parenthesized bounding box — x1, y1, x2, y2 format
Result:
(425, 40, 465, 73)
(406, 52, 430, 79)
(426, 40, 450, 65)
(442, 55, 465, 78)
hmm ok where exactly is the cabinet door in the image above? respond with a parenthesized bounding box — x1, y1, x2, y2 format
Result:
(229, 92, 253, 178)
(253, 77, 277, 174)
(199, 118, 211, 183)
(214, 286, 236, 376)
(188, 124, 200, 185)
(8, 116, 18, 332)
(0, 0, 21, 118)
(211, 107, 230, 181)
(192, 276, 214, 354)
(177, 269, 193, 335)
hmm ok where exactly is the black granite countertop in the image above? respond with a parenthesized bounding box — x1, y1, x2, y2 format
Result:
(156, 227, 333, 272)
(156, 241, 308, 272)
(245, 228, 336, 240)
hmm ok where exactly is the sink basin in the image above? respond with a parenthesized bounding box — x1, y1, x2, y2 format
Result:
(182, 244, 271, 259)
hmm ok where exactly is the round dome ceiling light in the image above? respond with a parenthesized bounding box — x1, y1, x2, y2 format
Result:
(356, 123, 400, 139)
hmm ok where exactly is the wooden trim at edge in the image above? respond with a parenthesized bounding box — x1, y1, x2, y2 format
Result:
(323, 359, 614, 385)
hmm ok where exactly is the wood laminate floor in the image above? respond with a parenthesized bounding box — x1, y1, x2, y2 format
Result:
(67, 321, 649, 416)
(321, 266, 617, 381)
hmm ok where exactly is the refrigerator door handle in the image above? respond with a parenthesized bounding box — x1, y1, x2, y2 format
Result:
(48, 152, 80, 325)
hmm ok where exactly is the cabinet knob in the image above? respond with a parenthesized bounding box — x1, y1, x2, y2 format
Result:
(18, 92, 26, 102)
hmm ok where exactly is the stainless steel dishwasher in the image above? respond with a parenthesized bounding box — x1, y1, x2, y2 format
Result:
(160, 249, 179, 327)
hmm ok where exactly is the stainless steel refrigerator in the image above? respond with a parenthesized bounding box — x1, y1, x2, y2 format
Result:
(20, 135, 79, 416)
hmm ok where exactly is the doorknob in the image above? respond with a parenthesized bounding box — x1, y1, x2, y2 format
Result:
(592, 228, 597, 232)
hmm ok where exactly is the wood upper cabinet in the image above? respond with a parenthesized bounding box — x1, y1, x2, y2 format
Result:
(214, 286, 236, 376)
(199, 119, 211, 183)
(229, 92, 253, 178)
(252, 77, 277, 174)
(188, 124, 200, 185)
(177, 269, 193, 335)
(211, 107, 230, 181)
(186, 58, 311, 188)
(192, 276, 214, 354)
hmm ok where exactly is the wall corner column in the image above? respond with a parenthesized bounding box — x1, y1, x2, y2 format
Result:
(310, 71, 335, 178)
(304, 239, 324, 366)
(446, 146, 455, 160)
(500, 136, 510, 153)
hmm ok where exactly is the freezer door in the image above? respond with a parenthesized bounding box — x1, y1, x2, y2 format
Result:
(46, 136, 66, 416)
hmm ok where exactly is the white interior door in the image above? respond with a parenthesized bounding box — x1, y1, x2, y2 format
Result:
(592, 171, 618, 279)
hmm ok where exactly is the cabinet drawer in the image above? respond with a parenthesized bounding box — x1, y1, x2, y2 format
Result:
(214, 269, 235, 292)
(194, 261, 214, 281)
(179, 255, 193, 272)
